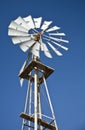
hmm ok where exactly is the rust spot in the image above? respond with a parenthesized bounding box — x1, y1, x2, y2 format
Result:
(34, 32, 42, 41)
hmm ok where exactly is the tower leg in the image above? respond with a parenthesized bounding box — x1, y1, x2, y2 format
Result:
(43, 76, 58, 130)
(34, 67, 38, 130)
(21, 80, 32, 130)
(37, 86, 43, 130)
(28, 81, 32, 130)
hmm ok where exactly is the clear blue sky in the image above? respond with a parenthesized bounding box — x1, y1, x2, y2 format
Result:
(0, 0, 85, 130)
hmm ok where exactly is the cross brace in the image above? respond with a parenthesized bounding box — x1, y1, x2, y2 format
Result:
(20, 112, 56, 130)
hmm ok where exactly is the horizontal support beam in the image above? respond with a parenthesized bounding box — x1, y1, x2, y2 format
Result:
(20, 112, 56, 130)
(19, 60, 54, 84)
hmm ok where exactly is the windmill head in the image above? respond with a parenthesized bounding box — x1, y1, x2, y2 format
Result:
(8, 15, 69, 60)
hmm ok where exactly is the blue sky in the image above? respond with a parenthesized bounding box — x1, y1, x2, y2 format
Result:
(0, 0, 85, 130)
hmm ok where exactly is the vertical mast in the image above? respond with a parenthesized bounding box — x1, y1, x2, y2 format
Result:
(34, 66, 38, 130)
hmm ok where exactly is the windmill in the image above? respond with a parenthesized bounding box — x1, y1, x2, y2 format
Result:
(8, 15, 69, 130)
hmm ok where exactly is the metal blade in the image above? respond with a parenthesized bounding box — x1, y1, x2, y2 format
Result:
(50, 36, 69, 43)
(8, 21, 28, 33)
(14, 16, 30, 30)
(43, 37, 50, 41)
(49, 33, 66, 36)
(33, 17, 42, 28)
(31, 42, 40, 57)
(23, 15, 35, 29)
(42, 42, 52, 58)
(8, 28, 29, 36)
(11, 36, 31, 44)
(46, 26, 60, 32)
(41, 21, 52, 31)
(47, 42, 62, 56)
(51, 40, 68, 51)
(19, 40, 35, 52)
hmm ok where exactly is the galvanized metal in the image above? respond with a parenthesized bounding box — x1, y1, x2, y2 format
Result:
(19, 58, 58, 130)
(8, 15, 69, 130)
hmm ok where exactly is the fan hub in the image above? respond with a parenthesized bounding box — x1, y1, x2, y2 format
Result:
(34, 32, 42, 41)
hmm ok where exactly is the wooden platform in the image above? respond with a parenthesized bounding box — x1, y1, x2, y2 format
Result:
(19, 60, 54, 84)
(20, 112, 56, 130)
